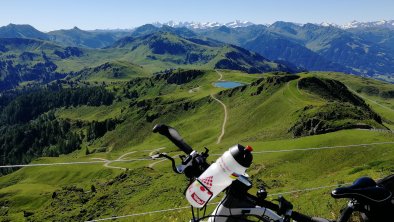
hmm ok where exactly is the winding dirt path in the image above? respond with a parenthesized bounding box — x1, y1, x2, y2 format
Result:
(117, 151, 137, 160)
(91, 147, 165, 170)
(188, 86, 201, 93)
(148, 147, 166, 156)
(210, 94, 228, 144)
(216, 70, 223, 81)
(148, 154, 180, 168)
(91, 157, 125, 170)
(211, 70, 228, 144)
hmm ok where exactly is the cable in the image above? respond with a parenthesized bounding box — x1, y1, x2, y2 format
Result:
(191, 205, 196, 221)
(0, 158, 153, 168)
(0, 160, 107, 168)
(2, 141, 393, 168)
(211, 141, 394, 156)
(202, 204, 208, 220)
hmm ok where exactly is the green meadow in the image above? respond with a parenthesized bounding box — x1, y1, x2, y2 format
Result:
(1, 70, 394, 221)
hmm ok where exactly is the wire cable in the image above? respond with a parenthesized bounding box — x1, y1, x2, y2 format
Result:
(2, 141, 393, 168)
(211, 141, 394, 156)
(0, 158, 153, 168)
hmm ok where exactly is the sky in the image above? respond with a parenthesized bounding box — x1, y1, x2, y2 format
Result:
(0, 0, 393, 31)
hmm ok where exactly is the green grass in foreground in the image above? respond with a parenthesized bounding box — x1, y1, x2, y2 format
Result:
(1, 129, 393, 221)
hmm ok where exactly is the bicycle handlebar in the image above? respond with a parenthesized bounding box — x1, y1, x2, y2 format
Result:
(153, 124, 193, 154)
(152, 124, 333, 222)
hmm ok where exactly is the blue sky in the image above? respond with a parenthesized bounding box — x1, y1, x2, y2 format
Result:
(0, 0, 393, 31)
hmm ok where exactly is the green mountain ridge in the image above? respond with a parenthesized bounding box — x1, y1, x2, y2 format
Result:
(47, 27, 131, 49)
(110, 32, 294, 73)
(0, 24, 49, 40)
(71, 61, 148, 82)
(0, 38, 81, 90)
(0, 31, 296, 91)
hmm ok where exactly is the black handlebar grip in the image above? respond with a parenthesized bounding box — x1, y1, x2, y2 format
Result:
(152, 124, 193, 154)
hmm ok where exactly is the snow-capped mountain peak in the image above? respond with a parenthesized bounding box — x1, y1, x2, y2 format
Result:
(153, 20, 255, 29)
(152, 20, 394, 30)
(341, 20, 394, 29)
(224, 20, 255, 28)
(319, 22, 338, 27)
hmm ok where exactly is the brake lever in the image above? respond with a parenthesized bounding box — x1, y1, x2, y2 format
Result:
(153, 153, 183, 174)
(152, 150, 209, 178)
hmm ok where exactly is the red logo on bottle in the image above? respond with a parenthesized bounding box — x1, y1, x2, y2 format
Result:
(191, 192, 205, 205)
(200, 176, 213, 189)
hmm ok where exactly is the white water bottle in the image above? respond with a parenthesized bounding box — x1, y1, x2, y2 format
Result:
(185, 144, 253, 208)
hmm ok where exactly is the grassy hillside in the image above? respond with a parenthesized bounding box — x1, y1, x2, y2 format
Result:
(110, 32, 295, 73)
(0, 70, 393, 221)
(0, 31, 295, 91)
(71, 61, 149, 82)
(308, 72, 394, 130)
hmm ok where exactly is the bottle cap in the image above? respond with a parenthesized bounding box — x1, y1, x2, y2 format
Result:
(245, 145, 253, 152)
(230, 144, 253, 167)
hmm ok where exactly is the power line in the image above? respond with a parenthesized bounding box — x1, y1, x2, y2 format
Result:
(86, 182, 353, 222)
(1, 141, 393, 168)
(0, 160, 106, 168)
(0, 158, 153, 168)
(0, 147, 166, 168)
(211, 141, 394, 156)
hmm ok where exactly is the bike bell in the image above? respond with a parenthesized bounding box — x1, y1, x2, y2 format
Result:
(185, 144, 253, 208)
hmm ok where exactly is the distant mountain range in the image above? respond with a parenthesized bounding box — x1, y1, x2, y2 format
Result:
(153, 20, 394, 30)
(340, 20, 394, 29)
(196, 22, 394, 78)
(152, 20, 256, 29)
(47, 27, 130, 48)
(0, 20, 394, 86)
(0, 24, 131, 48)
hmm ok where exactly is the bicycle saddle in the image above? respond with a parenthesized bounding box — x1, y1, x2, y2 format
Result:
(331, 177, 392, 204)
